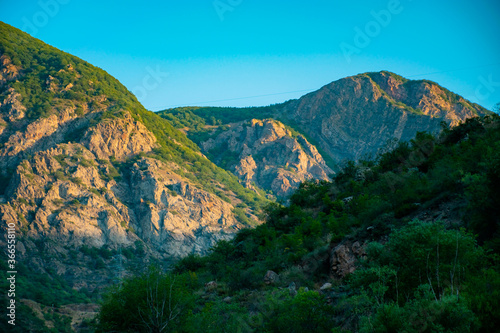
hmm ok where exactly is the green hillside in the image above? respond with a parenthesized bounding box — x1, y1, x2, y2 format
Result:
(157, 104, 338, 170)
(0, 22, 267, 213)
(98, 115, 500, 332)
(1, 22, 271, 332)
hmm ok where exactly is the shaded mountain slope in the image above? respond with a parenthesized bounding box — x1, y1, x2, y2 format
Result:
(0, 22, 268, 304)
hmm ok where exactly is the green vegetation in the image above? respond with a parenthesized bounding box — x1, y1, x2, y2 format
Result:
(157, 105, 286, 146)
(0, 252, 89, 332)
(157, 104, 339, 170)
(96, 267, 196, 332)
(96, 114, 500, 332)
(0, 22, 139, 120)
(158, 105, 286, 128)
(0, 22, 268, 215)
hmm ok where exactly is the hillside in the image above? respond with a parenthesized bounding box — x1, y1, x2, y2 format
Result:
(0, 21, 270, 330)
(97, 114, 500, 332)
(0, 19, 497, 332)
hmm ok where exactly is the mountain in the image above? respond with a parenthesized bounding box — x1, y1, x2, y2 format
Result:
(0, 22, 268, 325)
(199, 118, 332, 197)
(276, 71, 489, 164)
(159, 72, 490, 195)
(0, 20, 494, 331)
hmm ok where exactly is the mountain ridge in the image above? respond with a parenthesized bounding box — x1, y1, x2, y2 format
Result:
(0, 20, 495, 331)
(159, 70, 490, 181)
(0, 21, 266, 303)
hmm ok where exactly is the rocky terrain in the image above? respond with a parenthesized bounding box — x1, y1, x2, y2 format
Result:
(0, 111, 248, 286)
(0, 22, 260, 298)
(277, 71, 489, 165)
(200, 119, 333, 197)
(161, 72, 489, 193)
(0, 20, 495, 331)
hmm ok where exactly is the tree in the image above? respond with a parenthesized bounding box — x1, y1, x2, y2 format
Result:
(362, 220, 483, 302)
(96, 267, 196, 332)
(267, 290, 336, 333)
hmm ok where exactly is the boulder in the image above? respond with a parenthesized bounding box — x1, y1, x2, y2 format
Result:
(330, 241, 367, 278)
(264, 270, 280, 285)
(204, 281, 217, 292)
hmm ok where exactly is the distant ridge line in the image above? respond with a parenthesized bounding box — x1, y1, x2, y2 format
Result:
(154, 63, 500, 110)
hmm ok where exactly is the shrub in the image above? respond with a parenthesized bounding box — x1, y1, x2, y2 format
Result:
(96, 268, 196, 333)
(266, 290, 336, 333)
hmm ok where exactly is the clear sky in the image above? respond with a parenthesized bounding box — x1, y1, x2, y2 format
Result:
(1, 0, 499, 111)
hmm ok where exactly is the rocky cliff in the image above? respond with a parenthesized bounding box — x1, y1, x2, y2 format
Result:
(0, 21, 494, 326)
(0, 22, 262, 297)
(200, 119, 333, 197)
(278, 71, 490, 166)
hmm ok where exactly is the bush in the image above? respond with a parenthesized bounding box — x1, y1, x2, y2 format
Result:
(184, 302, 251, 333)
(360, 286, 478, 333)
(96, 268, 196, 332)
(267, 290, 336, 333)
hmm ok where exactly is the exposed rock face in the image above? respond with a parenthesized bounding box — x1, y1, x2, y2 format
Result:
(0, 54, 20, 87)
(0, 105, 87, 169)
(121, 157, 243, 257)
(368, 72, 481, 126)
(0, 104, 246, 291)
(1, 88, 26, 122)
(329, 241, 367, 278)
(279, 71, 490, 167)
(201, 119, 333, 197)
(82, 113, 157, 160)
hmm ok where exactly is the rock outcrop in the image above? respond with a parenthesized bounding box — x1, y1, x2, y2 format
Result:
(200, 119, 333, 197)
(1, 87, 26, 122)
(329, 241, 367, 278)
(82, 113, 157, 160)
(278, 71, 490, 167)
(0, 54, 20, 87)
(0, 22, 255, 294)
(0, 117, 245, 290)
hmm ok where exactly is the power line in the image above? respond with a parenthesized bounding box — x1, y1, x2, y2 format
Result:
(154, 63, 500, 110)
(157, 88, 317, 110)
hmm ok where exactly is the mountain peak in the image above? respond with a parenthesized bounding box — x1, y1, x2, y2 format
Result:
(276, 71, 490, 166)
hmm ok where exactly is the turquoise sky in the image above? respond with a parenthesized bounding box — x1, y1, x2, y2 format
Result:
(1, 0, 499, 110)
